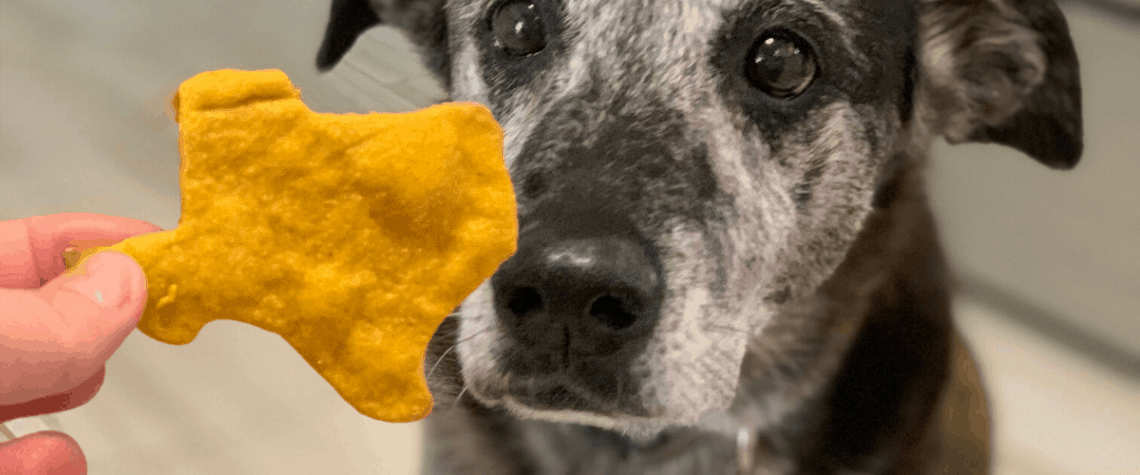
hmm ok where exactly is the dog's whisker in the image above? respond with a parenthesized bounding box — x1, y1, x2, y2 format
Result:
(452, 385, 470, 409)
(426, 327, 491, 381)
(426, 347, 457, 382)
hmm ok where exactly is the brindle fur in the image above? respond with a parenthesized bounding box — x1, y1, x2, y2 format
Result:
(317, 0, 1081, 472)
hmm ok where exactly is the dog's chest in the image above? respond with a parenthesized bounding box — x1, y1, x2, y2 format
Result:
(516, 419, 806, 475)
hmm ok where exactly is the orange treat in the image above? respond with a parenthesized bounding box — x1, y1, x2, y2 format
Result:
(68, 69, 517, 422)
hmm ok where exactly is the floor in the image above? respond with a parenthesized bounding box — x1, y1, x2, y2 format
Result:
(2, 1, 1137, 474)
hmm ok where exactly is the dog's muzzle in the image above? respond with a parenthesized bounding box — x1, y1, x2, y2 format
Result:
(490, 207, 664, 412)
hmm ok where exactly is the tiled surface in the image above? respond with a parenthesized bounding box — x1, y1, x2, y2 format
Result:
(2, 1, 1137, 474)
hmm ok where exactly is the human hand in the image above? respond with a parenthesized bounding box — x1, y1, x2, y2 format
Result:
(1, 213, 161, 474)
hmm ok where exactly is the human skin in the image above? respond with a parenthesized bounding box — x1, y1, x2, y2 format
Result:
(1, 213, 161, 474)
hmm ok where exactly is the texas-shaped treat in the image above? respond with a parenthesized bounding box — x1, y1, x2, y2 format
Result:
(65, 69, 518, 423)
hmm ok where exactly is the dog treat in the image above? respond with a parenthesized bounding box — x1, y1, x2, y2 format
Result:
(66, 69, 517, 423)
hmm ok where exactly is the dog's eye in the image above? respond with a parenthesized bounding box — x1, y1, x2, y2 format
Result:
(490, 0, 547, 56)
(746, 31, 817, 99)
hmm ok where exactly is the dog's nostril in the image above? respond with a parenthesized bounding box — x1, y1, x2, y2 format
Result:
(507, 287, 544, 318)
(589, 294, 639, 330)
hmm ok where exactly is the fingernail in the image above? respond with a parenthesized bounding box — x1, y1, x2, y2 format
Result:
(68, 252, 140, 309)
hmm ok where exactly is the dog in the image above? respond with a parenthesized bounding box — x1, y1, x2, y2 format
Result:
(315, 0, 1082, 473)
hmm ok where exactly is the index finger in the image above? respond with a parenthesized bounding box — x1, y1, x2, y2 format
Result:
(0, 213, 164, 289)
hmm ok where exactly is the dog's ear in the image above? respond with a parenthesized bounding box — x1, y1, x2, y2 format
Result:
(317, 0, 381, 72)
(917, 0, 1082, 169)
(316, 0, 449, 78)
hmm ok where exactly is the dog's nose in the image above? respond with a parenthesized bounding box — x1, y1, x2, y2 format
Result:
(491, 210, 663, 360)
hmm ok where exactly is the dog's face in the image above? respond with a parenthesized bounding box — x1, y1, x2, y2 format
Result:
(319, 0, 1080, 438)
(448, 0, 919, 435)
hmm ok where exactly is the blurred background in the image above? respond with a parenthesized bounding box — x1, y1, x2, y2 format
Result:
(1, 0, 1136, 473)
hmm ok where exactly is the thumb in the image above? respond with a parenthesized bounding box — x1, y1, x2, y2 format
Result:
(54, 249, 147, 316)
(0, 251, 147, 406)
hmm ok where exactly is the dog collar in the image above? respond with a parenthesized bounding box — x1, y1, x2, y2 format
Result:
(736, 426, 759, 474)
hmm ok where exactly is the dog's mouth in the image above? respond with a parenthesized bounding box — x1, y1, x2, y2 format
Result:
(508, 374, 603, 411)
(505, 371, 646, 416)
(494, 372, 675, 441)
